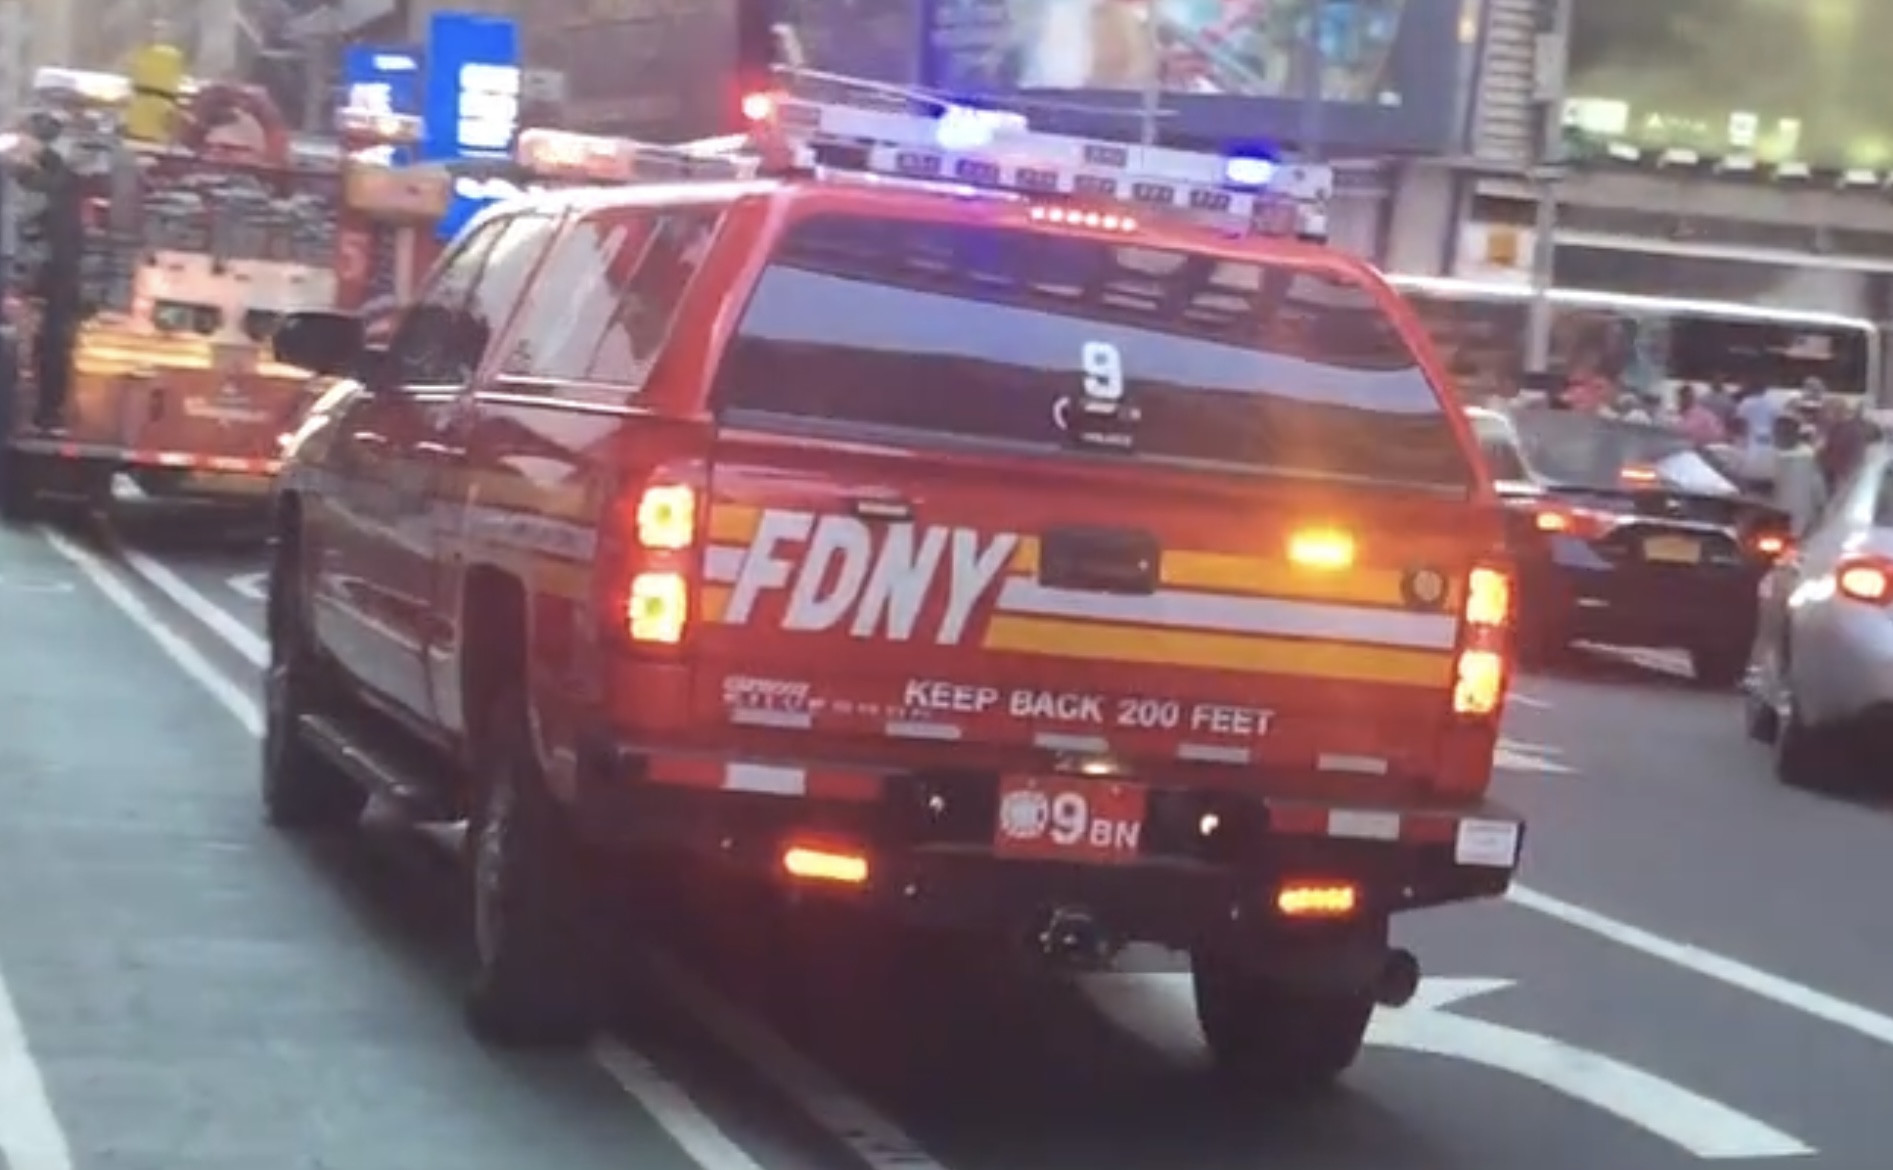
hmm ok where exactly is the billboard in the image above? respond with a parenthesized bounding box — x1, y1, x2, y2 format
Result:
(341, 45, 423, 167)
(526, 0, 739, 140)
(1565, 0, 1893, 169)
(921, 0, 1469, 154)
(421, 12, 522, 239)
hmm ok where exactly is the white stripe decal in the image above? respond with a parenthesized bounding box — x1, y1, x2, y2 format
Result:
(725, 764, 806, 795)
(730, 708, 813, 730)
(1179, 743, 1250, 764)
(885, 721, 962, 740)
(1328, 810, 1401, 840)
(705, 544, 746, 583)
(1318, 753, 1390, 775)
(994, 578, 1457, 650)
(1034, 732, 1109, 753)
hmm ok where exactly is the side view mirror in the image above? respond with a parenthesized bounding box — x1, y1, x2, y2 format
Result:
(272, 311, 365, 378)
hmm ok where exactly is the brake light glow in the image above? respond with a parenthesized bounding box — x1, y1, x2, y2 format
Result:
(1532, 504, 1613, 539)
(782, 844, 869, 885)
(1276, 880, 1359, 918)
(1837, 557, 1893, 604)
(637, 483, 697, 550)
(1750, 532, 1790, 559)
(1287, 527, 1355, 570)
(1453, 564, 1512, 717)
(741, 91, 775, 122)
(622, 481, 699, 645)
(627, 572, 689, 643)
(1620, 465, 1659, 487)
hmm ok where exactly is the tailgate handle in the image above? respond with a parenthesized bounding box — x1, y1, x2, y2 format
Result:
(1038, 526, 1161, 595)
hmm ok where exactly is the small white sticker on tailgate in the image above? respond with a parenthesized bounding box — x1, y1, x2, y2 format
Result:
(1455, 818, 1521, 868)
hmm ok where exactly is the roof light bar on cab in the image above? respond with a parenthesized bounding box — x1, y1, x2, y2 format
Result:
(743, 67, 1334, 240)
(512, 126, 759, 184)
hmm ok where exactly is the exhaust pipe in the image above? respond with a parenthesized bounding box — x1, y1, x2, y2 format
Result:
(1373, 948, 1421, 1007)
(1030, 905, 1121, 972)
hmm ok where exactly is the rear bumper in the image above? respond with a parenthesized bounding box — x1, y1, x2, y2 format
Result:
(571, 743, 1522, 948)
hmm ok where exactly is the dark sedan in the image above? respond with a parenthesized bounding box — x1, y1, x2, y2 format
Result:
(1466, 408, 1791, 687)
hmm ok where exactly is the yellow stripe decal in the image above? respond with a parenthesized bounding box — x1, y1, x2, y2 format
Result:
(701, 584, 731, 623)
(983, 616, 1452, 687)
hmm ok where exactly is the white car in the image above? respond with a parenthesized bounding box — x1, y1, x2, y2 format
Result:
(1746, 442, 1893, 786)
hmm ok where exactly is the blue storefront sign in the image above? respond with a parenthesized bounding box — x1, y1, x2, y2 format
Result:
(341, 45, 422, 168)
(920, 0, 1471, 156)
(421, 12, 522, 239)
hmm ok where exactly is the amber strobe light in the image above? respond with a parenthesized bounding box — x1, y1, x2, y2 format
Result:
(1276, 880, 1359, 918)
(782, 844, 870, 884)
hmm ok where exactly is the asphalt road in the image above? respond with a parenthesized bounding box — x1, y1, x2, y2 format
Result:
(8, 515, 1893, 1170)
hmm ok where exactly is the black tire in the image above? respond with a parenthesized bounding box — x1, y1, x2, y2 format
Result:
(1192, 947, 1376, 1094)
(260, 529, 368, 829)
(1774, 697, 1833, 790)
(0, 452, 41, 524)
(463, 689, 599, 1048)
(1743, 688, 1780, 743)
(1688, 642, 1749, 690)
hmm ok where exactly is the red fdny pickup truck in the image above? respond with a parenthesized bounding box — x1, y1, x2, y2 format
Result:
(262, 78, 1524, 1090)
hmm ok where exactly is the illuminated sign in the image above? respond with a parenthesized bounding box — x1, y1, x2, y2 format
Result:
(422, 12, 520, 239)
(341, 44, 421, 167)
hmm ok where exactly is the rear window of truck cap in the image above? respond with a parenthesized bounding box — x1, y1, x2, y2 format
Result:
(713, 214, 1474, 490)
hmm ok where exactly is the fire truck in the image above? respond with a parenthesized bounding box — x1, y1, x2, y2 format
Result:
(0, 67, 400, 522)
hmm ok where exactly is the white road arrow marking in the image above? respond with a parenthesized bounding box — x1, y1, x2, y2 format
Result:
(227, 571, 268, 602)
(1495, 737, 1573, 774)
(1081, 973, 1813, 1160)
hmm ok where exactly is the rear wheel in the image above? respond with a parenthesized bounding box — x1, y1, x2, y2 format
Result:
(0, 451, 41, 524)
(1191, 947, 1376, 1094)
(1774, 694, 1841, 790)
(261, 532, 368, 829)
(463, 688, 600, 1048)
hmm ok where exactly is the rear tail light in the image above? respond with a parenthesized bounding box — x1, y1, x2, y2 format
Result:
(621, 480, 700, 646)
(1531, 504, 1613, 539)
(1453, 564, 1512, 717)
(1275, 879, 1359, 918)
(1837, 556, 1893, 604)
(1748, 531, 1791, 561)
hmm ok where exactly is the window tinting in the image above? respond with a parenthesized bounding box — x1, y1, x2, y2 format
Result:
(715, 215, 1472, 488)
(499, 205, 722, 390)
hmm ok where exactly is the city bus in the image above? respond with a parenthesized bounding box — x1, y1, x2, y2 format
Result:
(1388, 274, 1884, 411)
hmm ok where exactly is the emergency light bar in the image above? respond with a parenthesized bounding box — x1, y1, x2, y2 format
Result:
(513, 127, 758, 184)
(32, 67, 132, 105)
(750, 70, 1332, 240)
(503, 68, 1329, 241)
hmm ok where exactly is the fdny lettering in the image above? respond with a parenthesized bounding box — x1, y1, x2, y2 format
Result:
(724, 511, 1018, 644)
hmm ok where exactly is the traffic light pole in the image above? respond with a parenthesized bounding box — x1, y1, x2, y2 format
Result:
(1523, 0, 1573, 380)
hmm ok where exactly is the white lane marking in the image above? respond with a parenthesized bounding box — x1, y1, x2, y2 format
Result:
(590, 1041, 774, 1170)
(81, 533, 954, 1170)
(1494, 738, 1572, 774)
(1083, 973, 1812, 1160)
(1511, 883, 1893, 1048)
(0, 938, 75, 1170)
(227, 571, 269, 602)
(116, 546, 270, 666)
(642, 948, 953, 1170)
(43, 531, 264, 736)
(1507, 689, 1551, 710)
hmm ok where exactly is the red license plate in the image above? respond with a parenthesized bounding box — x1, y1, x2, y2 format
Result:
(993, 775, 1147, 864)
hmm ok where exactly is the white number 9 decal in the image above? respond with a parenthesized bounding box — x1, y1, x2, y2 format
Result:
(1049, 792, 1089, 845)
(1081, 340, 1124, 401)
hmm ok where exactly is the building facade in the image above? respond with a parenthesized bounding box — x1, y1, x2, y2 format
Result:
(1, 0, 79, 112)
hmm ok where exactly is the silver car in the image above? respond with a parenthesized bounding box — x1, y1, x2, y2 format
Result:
(1747, 443, 1893, 786)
